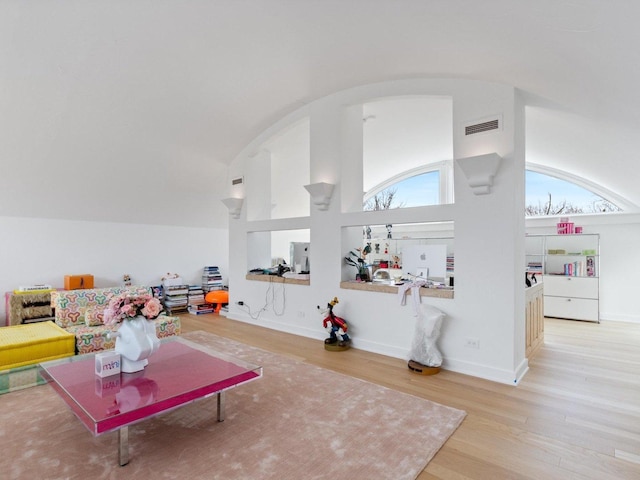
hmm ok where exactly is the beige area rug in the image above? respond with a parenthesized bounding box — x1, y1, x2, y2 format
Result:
(0, 331, 465, 480)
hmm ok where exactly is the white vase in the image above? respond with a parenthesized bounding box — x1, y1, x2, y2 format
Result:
(112, 316, 160, 373)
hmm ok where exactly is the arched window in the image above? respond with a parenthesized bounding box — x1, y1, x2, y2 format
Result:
(364, 167, 622, 215)
(525, 170, 621, 216)
(364, 169, 441, 210)
(363, 96, 453, 210)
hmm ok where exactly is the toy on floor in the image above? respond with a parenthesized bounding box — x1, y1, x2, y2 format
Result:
(317, 297, 351, 351)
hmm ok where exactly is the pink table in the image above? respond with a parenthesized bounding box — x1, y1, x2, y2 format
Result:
(40, 337, 262, 466)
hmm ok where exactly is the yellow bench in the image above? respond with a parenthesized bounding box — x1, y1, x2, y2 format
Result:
(0, 322, 75, 370)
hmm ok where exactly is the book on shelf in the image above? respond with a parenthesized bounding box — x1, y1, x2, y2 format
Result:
(165, 307, 188, 315)
(165, 285, 189, 295)
(164, 298, 188, 307)
(202, 266, 224, 292)
(563, 261, 586, 276)
(188, 285, 205, 304)
(164, 293, 188, 300)
(16, 284, 53, 293)
(586, 256, 596, 276)
(527, 262, 542, 272)
(188, 304, 215, 315)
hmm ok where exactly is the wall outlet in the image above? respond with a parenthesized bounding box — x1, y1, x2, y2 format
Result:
(297, 310, 305, 318)
(465, 337, 480, 349)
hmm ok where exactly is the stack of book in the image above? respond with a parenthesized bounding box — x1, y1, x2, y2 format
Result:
(187, 285, 214, 315)
(202, 266, 224, 293)
(527, 261, 542, 273)
(163, 284, 189, 315)
(188, 303, 215, 315)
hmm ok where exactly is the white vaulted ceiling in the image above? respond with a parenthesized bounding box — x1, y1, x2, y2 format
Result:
(2, 1, 640, 226)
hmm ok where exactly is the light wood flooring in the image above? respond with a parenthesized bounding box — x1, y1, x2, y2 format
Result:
(179, 314, 640, 479)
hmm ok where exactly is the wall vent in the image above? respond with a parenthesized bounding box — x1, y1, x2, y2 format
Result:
(231, 176, 244, 186)
(465, 118, 500, 136)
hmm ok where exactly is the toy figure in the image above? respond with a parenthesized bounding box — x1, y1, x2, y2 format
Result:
(318, 297, 351, 350)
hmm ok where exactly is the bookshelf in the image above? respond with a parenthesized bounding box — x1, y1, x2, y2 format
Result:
(526, 233, 599, 322)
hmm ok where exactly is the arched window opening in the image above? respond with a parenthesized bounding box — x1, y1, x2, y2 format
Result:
(362, 96, 453, 210)
(525, 170, 621, 216)
(364, 170, 440, 210)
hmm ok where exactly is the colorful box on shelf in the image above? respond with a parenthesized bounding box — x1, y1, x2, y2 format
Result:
(64, 274, 94, 290)
(556, 222, 575, 235)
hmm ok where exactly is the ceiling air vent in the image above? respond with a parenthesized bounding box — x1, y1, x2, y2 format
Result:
(231, 176, 244, 186)
(465, 117, 500, 136)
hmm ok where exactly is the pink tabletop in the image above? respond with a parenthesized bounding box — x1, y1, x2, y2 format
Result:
(41, 339, 261, 434)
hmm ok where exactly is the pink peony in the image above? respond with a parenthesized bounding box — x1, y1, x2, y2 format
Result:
(101, 292, 163, 324)
(103, 306, 118, 326)
(141, 297, 162, 319)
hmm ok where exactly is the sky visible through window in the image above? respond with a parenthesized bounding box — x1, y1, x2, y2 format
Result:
(371, 170, 618, 213)
(386, 171, 439, 208)
(525, 171, 617, 213)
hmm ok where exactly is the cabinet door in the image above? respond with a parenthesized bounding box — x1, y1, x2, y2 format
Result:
(544, 296, 599, 322)
(544, 276, 598, 299)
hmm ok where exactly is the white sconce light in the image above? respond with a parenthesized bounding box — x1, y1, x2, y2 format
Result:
(456, 153, 502, 195)
(304, 182, 335, 211)
(221, 197, 244, 219)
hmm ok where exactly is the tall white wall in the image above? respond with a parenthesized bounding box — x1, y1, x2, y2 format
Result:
(226, 78, 528, 385)
(0, 216, 228, 321)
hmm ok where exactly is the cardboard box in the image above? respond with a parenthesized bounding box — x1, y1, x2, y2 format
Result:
(64, 274, 94, 290)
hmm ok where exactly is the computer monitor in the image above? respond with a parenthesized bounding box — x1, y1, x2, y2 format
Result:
(290, 242, 310, 273)
(401, 244, 447, 282)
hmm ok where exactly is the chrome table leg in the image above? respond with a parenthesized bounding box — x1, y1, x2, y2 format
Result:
(118, 426, 129, 466)
(217, 391, 225, 422)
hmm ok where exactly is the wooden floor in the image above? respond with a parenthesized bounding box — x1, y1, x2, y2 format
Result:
(179, 314, 640, 479)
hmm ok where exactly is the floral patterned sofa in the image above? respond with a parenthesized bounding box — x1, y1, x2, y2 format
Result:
(51, 286, 181, 354)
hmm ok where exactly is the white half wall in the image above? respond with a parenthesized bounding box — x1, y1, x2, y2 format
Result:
(226, 78, 528, 385)
(0, 216, 228, 322)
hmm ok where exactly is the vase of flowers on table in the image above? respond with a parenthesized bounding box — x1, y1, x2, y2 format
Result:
(104, 293, 163, 373)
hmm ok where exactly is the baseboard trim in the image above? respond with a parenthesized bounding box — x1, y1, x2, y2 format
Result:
(227, 312, 525, 385)
(599, 312, 640, 324)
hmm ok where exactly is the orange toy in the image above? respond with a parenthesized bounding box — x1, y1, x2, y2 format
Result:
(204, 290, 229, 313)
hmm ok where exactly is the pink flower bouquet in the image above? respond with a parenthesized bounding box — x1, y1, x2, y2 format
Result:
(103, 293, 163, 326)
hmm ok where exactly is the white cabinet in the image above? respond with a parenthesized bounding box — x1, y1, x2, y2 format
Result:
(525, 234, 600, 323)
(543, 276, 599, 322)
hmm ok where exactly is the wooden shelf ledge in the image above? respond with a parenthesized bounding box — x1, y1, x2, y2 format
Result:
(245, 274, 310, 286)
(340, 281, 454, 299)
